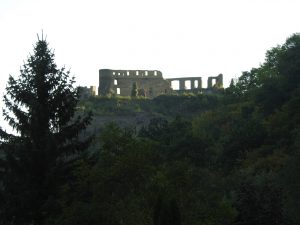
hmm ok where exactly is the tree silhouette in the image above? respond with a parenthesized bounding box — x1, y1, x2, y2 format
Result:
(0, 35, 92, 225)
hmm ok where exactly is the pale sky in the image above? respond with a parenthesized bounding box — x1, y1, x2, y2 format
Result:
(0, 0, 300, 127)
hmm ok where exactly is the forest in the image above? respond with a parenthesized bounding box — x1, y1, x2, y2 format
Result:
(0, 33, 300, 225)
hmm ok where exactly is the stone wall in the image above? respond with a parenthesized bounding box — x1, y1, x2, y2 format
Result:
(79, 86, 97, 99)
(166, 77, 202, 90)
(207, 74, 223, 88)
(98, 69, 223, 97)
(99, 69, 171, 97)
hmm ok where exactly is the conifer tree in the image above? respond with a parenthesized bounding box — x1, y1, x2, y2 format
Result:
(0, 35, 92, 225)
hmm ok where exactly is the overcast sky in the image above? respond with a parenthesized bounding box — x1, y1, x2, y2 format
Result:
(0, 0, 300, 127)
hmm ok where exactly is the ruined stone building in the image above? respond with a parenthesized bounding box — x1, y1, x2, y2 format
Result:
(98, 69, 223, 97)
(98, 69, 171, 97)
(78, 86, 97, 98)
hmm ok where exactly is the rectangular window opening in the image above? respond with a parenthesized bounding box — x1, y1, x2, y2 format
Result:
(194, 80, 199, 88)
(171, 80, 179, 90)
(185, 80, 191, 90)
(212, 79, 216, 87)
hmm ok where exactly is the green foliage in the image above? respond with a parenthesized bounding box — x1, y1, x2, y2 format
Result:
(48, 123, 155, 225)
(79, 92, 221, 116)
(0, 37, 92, 225)
(1, 33, 300, 225)
(47, 33, 300, 225)
(225, 68, 260, 99)
(279, 129, 300, 225)
(153, 195, 181, 225)
(234, 175, 283, 225)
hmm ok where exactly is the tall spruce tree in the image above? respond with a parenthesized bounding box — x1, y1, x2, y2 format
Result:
(0, 35, 92, 225)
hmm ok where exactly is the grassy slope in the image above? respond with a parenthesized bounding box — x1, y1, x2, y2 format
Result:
(79, 93, 222, 132)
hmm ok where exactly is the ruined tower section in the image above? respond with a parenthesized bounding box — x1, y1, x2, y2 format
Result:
(166, 77, 202, 91)
(207, 74, 223, 89)
(98, 69, 171, 97)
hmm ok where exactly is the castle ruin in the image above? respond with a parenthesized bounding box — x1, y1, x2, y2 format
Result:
(98, 69, 223, 97)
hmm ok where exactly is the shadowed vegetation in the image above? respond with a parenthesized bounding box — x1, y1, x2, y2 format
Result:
(1, 33, 300, 225)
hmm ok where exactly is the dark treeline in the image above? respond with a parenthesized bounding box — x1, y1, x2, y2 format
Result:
(1, 33, 300, 225)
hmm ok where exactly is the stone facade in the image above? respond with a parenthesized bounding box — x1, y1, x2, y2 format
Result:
(207, 74, 223, 88)
(166, 77, 202, 90)
(98, 69, 223, 97)
(79, 86, 97, 98)
(98, 69, 171, 97)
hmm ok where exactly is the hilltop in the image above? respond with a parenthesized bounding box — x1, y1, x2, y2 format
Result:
(79, 93, 223, 132)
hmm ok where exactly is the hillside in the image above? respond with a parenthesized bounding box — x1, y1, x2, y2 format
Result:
(54, 33, 300, 225)
(1, 34, 300, 225)
(79, 93, 223, 132)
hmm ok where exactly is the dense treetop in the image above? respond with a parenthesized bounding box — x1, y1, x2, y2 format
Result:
(0, 36, 92, 225)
